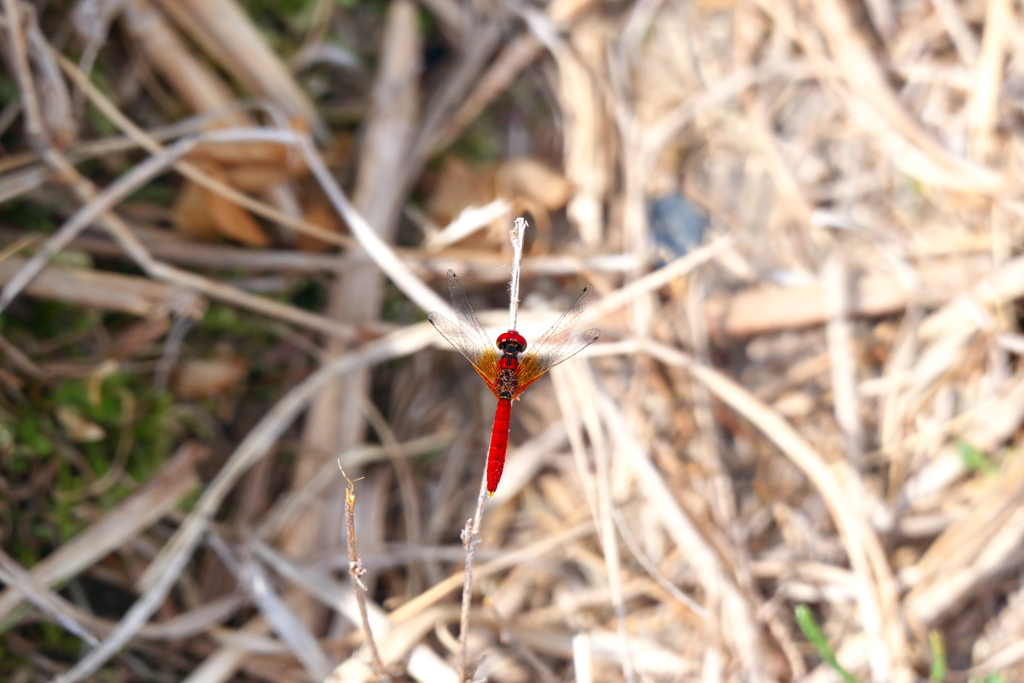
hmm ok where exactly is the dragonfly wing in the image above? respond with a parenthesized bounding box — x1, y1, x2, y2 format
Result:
(428, 271, 501, 396)
(446, 271, 493, 348)
(515, 284, 599, 395)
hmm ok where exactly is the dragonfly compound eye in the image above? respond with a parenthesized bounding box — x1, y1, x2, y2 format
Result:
(496, 331, 527, 353)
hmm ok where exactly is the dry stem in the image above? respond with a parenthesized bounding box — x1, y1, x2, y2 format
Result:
(338, 465, 390, 682)
(507, 217, 526, 330)
(456, 466, 490, 682)
(455, 218, 528, 682)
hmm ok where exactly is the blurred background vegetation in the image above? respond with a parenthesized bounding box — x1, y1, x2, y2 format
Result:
(2, 0, 1024, 681)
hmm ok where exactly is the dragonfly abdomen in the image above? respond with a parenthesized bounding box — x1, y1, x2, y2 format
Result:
(487, 398, 512, 494)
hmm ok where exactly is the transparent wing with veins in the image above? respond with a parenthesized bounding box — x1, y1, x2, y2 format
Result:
(514, 285, 600, 397)
(427, 270, 501, 397)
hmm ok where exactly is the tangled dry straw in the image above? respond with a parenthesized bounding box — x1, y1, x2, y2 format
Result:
(1, 0, 1024, 681)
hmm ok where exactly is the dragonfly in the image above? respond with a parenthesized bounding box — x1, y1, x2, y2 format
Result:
(428, 270, 600, 495)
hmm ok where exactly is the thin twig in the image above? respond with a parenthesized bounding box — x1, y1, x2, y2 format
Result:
(0, 549, 99, 647)
(338, 464, 390, 682)
(825, 254, 865, 467)
(456, 466, 489, 683)
(2, 0, 47, 149)
(508, 216, 526, 330)
(456, 218, 528, 682)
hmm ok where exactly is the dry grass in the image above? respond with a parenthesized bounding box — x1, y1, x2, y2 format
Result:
(1, 0, 1024, 681)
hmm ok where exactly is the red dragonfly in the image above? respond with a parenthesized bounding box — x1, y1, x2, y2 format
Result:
(429, 270, 600, 495)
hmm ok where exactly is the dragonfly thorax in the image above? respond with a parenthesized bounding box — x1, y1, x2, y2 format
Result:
(496, 331, 525, 400)
(496, 356, 520, 398)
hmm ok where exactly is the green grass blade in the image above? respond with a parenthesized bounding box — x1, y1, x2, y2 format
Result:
(928, 630, 947, 682)
(795, 605, 859, 683)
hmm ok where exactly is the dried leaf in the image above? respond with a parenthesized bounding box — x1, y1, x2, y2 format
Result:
(172, 162, 270, 247)
(56, 407, 106, 443)
(426, 157, 497, 226)
(172, 357, 248, 399)
(495, 158, 573, 211)
(295, 196, 342, 253)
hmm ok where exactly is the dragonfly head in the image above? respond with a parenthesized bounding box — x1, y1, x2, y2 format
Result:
(496, 330, 527, 356)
